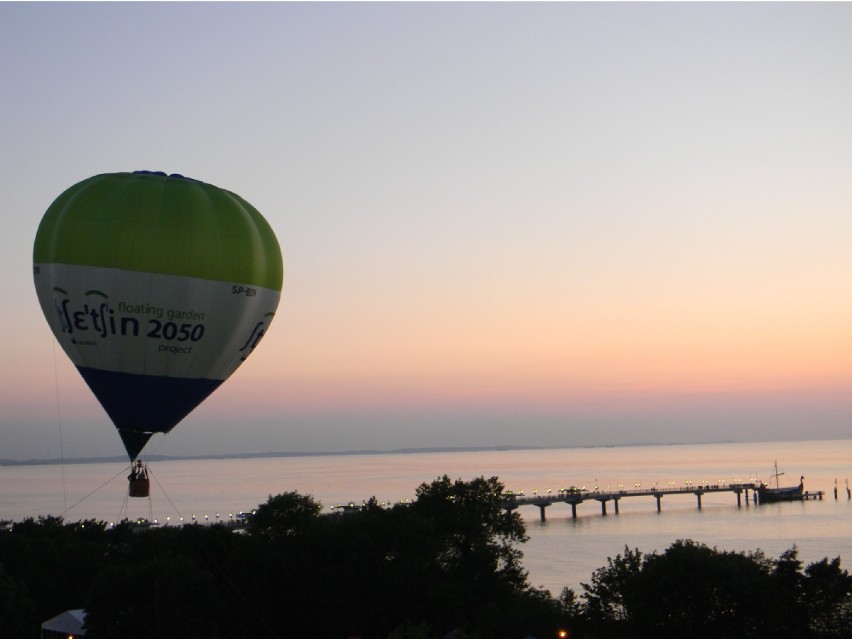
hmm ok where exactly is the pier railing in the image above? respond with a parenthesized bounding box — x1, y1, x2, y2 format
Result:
(500, 482, 821, 521)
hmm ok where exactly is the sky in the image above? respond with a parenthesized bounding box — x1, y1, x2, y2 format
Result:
(1, 2, 851, 461)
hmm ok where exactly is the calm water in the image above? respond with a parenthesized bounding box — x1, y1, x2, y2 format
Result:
(2, 439, 852, 594)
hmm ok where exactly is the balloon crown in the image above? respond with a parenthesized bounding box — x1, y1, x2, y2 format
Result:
(132, 170, 193, 181)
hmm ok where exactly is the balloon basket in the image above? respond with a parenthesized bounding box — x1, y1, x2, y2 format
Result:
(129, 478, 150, 498)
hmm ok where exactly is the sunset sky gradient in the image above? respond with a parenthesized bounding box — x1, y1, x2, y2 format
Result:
(1, 2, 850, 460)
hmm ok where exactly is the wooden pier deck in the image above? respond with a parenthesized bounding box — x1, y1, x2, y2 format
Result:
(501, 483, 825, 521)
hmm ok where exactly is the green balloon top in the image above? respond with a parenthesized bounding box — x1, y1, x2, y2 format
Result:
(34, 172, 284, 291)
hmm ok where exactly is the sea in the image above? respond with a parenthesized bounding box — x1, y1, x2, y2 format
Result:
(2, 438, 852, 595)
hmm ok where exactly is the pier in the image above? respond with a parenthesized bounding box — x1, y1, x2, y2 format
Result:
(501, 482, 825, 521)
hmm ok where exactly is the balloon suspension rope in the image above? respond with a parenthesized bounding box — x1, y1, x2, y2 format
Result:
(118, 479, 131, 523)
(146, 465, 184, 521)
(146, 465, 282, 638)
(55, 464, 132, 519)
(51, 339, 68, 517)
(116, 462, 283, 638)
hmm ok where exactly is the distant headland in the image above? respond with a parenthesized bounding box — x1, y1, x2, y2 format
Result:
(0, 440, 735, 467)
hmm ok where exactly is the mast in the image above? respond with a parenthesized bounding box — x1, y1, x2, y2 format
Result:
(772, 460, 785, 489)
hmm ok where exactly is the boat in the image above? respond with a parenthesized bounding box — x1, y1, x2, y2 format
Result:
(756, 461, 804, 504)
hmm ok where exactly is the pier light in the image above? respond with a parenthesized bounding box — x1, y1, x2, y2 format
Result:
(179, 517, 184, 523)
(166, 517, 170, 526)
(205, 515, 209, 524)
(547, 489, 552, 494)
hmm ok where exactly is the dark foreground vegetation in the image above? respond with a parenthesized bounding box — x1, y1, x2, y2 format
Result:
(2, 476, 852, 638)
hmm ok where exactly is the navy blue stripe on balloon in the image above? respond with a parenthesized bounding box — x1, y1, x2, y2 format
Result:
(77, 366, 224, 434)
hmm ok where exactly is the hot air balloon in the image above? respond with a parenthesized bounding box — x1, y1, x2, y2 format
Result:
(33, 171, 284, 477)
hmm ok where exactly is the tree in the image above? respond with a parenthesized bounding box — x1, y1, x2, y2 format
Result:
(573, 540, 852, 639)
(402, 475, 554, 637)
(627, 540, 800, 639)
(84, 553, 225, 639)
(580, 545, 643, 630)
(246, 490, 322, 540)
(803, 556, 852, 637)
(410, 475, 527, 582)
(0, 562, 35, 639)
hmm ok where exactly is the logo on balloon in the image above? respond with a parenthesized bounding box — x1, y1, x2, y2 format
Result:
(238, 312, 276, 362)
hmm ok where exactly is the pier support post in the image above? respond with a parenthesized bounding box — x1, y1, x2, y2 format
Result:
(600, 500, 607, 516)
(696, 492, 703, 510)
(655, 495, 662, 512)
(570, 503, 578, 519)
(538, 504, 548, 522)
(735, 489, 742, 507)
(614, 498, 620, 514)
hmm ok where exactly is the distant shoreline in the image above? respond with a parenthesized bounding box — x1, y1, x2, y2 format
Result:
(1, 440, 740, 467)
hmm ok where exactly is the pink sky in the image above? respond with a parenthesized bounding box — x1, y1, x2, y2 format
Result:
(2, 3, 851, 459)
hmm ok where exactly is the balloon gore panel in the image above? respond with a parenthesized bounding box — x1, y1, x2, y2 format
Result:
(77, 366, 224, 434)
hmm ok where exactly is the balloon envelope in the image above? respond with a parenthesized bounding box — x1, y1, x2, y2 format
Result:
(33, 172, 284, 460)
